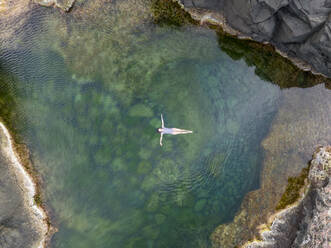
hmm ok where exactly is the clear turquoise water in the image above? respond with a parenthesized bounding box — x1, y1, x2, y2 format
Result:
(0, 2, 295, 247)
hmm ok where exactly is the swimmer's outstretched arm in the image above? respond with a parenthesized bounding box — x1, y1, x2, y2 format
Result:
(160, 133, 163, 146)
(161, 114, 164, 128)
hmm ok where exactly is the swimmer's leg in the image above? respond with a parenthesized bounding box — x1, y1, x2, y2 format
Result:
(180, 130, 193, 134)
(172, 128, 193, 134)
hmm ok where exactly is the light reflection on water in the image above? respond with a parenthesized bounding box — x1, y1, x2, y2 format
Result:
(0, 1, 328, 248)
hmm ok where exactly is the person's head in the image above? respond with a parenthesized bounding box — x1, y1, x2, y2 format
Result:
(157, 128, 162, 133)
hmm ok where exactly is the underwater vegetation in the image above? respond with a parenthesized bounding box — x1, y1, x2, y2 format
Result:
(216, 33, 331, 89)
(0, 64, 18, 135)
(275, 165, 310, 210)
(151, 0, 198, 26)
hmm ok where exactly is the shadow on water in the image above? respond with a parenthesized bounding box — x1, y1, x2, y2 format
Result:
(216, 33, 331, 89)
(151, 0, 331, 89)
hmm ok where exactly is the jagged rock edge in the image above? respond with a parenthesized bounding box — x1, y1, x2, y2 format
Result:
(173, 0, 329, 79)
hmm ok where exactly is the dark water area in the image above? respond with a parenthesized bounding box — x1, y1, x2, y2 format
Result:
(0, 1, 329, 248)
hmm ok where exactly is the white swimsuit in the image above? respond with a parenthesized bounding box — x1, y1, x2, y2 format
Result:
(160, 127, 174, 135)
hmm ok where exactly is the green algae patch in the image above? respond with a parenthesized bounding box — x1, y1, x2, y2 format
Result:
(151, 0, 198, 26)
(0, 66, 20, 139)
(194, 198, 206, 212)
(146, 193, 160, 212)
(149, 117, 161, 128)
(137, 161, 153, 175)
(142, 224, 160, 240)
(0, 66, 44, 190)
(34, 193, 43, 206)
(275, 165, 310, 210)
(155, 213, 166, 224)
(129, 104, 154, 118)
(138, 148, 152, 160)
(215, 29, 331, 89)
(112, 158, 127, 172)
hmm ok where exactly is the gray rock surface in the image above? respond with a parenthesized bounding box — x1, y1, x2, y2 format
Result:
(0, 125, 46, 248)
(245, 146, 331, 248)
(177, 0, 331, 77)
(34, 0, 75, 11)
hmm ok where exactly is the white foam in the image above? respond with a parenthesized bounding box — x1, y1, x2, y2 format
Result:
(0, 122, 48, 248)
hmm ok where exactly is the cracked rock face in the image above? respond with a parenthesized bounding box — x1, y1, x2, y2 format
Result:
(245, 146, 331, 248)
(177, 0, 331, 77)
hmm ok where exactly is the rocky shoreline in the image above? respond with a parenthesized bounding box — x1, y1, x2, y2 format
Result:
(211, 82, 331, 248)
(245, 145, 331, 248)
(0, 121, 51, 248)
(174, 0, 331, 78)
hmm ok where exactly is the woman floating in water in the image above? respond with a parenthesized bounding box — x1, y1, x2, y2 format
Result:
(157, 114, 193, 146)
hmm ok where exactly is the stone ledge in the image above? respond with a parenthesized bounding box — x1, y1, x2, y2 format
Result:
(245, 146, 331, 248)
(34, 0, 75, 12)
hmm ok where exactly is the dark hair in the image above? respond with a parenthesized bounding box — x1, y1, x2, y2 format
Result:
(156, 128, 160, 133)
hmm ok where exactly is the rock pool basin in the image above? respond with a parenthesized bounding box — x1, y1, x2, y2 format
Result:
(0, 1, 330, 247)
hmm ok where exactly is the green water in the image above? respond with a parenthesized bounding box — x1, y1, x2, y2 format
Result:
(0, 1, 328, 248)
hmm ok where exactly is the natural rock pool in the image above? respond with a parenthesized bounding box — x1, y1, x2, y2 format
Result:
(0, 1, 330, 248)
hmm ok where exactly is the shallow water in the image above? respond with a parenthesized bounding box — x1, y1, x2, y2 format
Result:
(0, 1, 329, 248)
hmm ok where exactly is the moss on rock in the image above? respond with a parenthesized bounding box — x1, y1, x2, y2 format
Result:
(215, 29, 331, 89)
(151, 0, 198, 26)
(0, 66, 20, 137)
(275, 166, 310, 210)
(34, 193, 43, 206)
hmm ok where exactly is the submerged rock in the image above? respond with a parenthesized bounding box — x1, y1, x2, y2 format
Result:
(245, 145, 331, 248)
(142, 224, 160, 240)
(155, 213, 166, 224)
(194, 198, 207, 212)
(129, 104, 154, 118)
(146, 193, 160, 212)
